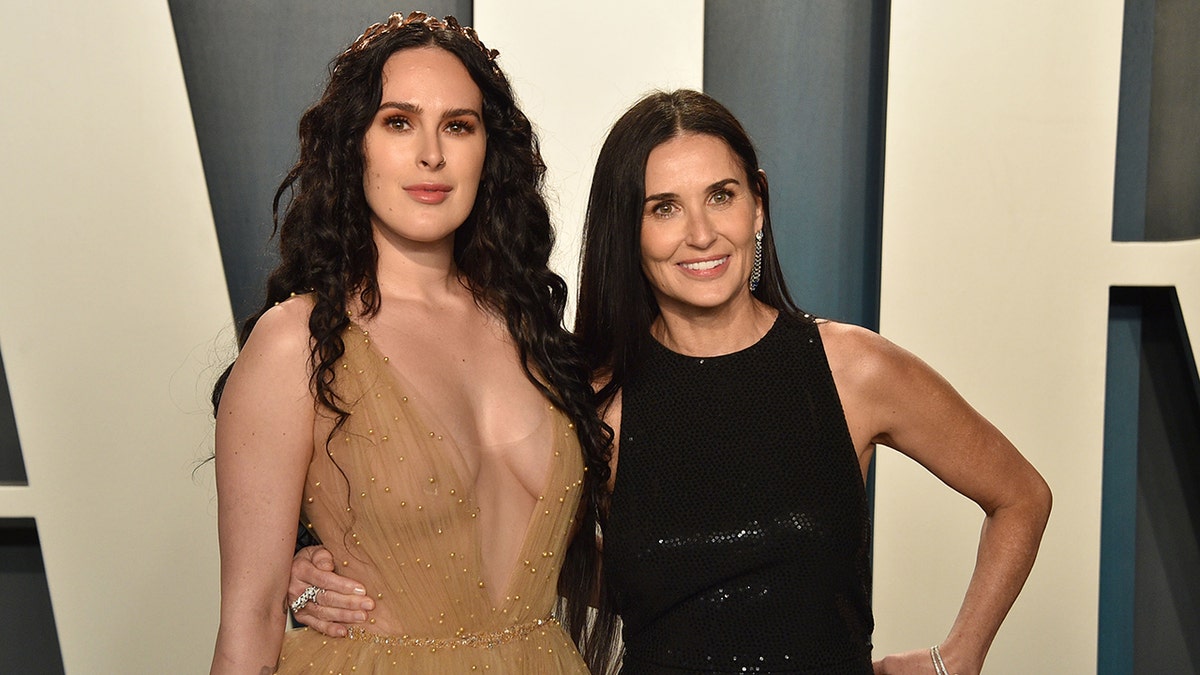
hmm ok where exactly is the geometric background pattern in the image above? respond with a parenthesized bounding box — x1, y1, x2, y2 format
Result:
(1100, 0, 1200, 670)
(0, 1, 1196, 671)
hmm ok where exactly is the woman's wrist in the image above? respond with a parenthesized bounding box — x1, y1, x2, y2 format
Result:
(930, 644, 949, 675)
(933, 635, 984, 675)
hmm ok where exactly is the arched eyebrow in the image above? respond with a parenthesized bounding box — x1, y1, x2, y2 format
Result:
(377, 101, 482, 123)
(643, 178, 740, 204)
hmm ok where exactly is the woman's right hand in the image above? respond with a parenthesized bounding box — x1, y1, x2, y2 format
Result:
(289, 546, 375, 637)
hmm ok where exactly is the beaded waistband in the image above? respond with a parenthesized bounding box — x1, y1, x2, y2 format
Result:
(345, 617, 559, 649)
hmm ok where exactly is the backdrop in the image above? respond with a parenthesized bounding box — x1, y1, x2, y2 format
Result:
(0, 1, 1196, 672)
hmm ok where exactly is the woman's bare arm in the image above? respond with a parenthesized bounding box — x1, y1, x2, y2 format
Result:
(210, 301, 318, 674)
(823, 322, 1052, 675)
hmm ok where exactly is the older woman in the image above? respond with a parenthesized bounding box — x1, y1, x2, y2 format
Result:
(290, 89, 1051, 675)
(578, 89, 1049, 674)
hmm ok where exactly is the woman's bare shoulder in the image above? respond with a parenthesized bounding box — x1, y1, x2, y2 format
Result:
(815, 319, 879, 349)
(242, 295, 316, 357)
(216, 296, 317, 445)
(817, 319, 936, 400)
(818, 319, 896, 373)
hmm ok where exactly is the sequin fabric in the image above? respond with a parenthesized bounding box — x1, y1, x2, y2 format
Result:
(606, 312, 873, 673)
(275, 326, 589, 674)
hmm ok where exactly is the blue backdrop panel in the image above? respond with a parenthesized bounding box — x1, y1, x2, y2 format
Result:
(168, 1, 472, 322)
(1131, 287, 1200, 673)
(703, 0, 889, 327)
(1100, 292, 1140, 675)
(1103, 288, 1200, 674)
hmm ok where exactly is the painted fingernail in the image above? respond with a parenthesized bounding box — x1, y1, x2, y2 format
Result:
(353, 586, 366, 595)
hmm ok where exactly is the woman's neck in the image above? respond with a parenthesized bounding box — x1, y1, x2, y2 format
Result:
(651, 296, 778, 358)
(371, 229, 461, 305)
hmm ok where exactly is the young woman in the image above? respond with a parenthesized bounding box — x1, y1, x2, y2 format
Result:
(290, 89, 1051, 675)
(209, 13, 611, 674)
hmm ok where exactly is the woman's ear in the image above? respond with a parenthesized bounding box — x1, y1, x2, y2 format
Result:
(754, 169, 768, 228)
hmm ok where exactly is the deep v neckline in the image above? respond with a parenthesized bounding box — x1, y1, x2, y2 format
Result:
(347, 324, 563, 609)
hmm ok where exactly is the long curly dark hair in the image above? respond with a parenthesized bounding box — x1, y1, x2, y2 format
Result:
(576, 89, 804, 408)
(211, 13, 615, 672)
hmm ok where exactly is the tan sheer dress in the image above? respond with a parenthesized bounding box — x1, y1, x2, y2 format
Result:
(276, 326, 588, 673)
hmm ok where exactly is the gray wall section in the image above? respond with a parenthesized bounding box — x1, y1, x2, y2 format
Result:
(1113, 0, 1200, 241)
(1112, 0, 1153, 241)
(1103, 0, 1200, 670)
(168, 1, 472, 323)
(704, 0, 888, 327)
(1144, 0, 1200, 239)
(0, 347, 26, 484)
(1131, 289, 1200, 674)
(0, 519, 64, 675)
(0, 359, 52, 672)
(1102, 290, 1200, 675)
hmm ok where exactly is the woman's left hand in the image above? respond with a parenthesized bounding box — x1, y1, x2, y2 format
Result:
(874, 646, 972, 675)
(872, 649, 941, 674)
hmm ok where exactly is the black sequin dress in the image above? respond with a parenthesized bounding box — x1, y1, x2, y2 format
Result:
(606, 312, 873, 673)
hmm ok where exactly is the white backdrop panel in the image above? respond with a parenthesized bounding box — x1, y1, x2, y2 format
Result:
(876, 2, 1197, 672)
(0, 1, 229, 672)
(476, 0, 705, 308)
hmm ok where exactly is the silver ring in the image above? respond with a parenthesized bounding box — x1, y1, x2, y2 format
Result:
(290, 585, 322, 613)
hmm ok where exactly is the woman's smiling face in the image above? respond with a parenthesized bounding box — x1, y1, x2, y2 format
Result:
(639, 133, 763, 316)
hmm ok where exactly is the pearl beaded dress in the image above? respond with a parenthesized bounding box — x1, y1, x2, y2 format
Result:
(275, 325, 589, 674)
(606, 312, 874, 673)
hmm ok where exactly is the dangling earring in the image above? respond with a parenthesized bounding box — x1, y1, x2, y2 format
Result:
(749, 230, 763, 291)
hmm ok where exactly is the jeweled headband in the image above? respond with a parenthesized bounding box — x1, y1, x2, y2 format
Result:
(344, 11, 499, 63)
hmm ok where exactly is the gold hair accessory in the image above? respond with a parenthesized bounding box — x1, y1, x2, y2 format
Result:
(346, 11, 499, 62)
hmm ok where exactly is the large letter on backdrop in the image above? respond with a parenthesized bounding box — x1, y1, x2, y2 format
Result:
(0, 3, 229, 671)
(875, 2, 1198, 672)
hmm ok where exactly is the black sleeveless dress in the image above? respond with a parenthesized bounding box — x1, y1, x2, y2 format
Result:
(606, 312, 873, 673)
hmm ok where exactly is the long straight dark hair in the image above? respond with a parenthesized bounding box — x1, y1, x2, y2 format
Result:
(210, 13, 616, 672)
(576, 89, 803, 408)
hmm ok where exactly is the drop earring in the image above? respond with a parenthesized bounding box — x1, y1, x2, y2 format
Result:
(749, 230, 763, 291)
